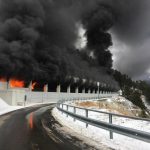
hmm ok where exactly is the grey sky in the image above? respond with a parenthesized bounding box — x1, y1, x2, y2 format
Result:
(108, 0, 150, 80)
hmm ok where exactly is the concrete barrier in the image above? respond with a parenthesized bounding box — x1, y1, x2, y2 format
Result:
(0, 89, 118, 106)
(26, 92, 118, 104)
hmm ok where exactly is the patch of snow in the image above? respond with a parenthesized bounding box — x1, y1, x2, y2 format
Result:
(0, 98, 9, 108)
(0, 98, 54, 116)
(106, 98, 112, 103)
(0, 98, 23, 115)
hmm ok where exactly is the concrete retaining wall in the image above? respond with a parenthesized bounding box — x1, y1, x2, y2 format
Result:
(26, 92, 117, 104)
(0, 89, 26, 105)
(0, 89, 118, 106)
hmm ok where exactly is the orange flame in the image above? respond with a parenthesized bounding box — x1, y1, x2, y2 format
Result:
(10, 79, 25, 88)
(32, 82, 37, 90)
(0, 78, 7, 82)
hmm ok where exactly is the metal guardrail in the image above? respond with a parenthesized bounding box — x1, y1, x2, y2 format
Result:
(60, 104, 150, 122)
(57, 103, 150, 143)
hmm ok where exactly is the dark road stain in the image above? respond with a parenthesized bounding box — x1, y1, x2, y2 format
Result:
(0, 104, 106, 150)
(0, 105, 92, 150)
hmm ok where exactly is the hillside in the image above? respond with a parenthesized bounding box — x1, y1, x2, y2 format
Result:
(75, 96, 144, 117)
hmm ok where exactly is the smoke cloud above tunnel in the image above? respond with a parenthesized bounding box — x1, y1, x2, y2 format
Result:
(0, 0, 119, 88)
(1, 0, 148, 88)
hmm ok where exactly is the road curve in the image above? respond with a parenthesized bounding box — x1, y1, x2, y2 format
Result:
(0, 104, 99, 150)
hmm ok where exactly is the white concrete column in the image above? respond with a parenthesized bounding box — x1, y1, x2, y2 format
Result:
(97, 89, 99, 94)
(75, 87, 79, 93)
(93, 89, 95, 94)
(67, 85, 71, 93)
(56, 84, 61, 93)
(82, 88, 85, 93)
(44, 84, 48, 92)
(88, 89, 91, 93)
(29, 81, 32, 91)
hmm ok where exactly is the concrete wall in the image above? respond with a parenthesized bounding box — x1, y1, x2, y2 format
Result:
(0, 90, 14, 105)
(26, 92, 117, 104)
(0, 89, 26, 105)
(0, 82, 8, 90)
(13, 89, 26, 105)
(0, 89, 118, 106)
(0, 81, 118, 106)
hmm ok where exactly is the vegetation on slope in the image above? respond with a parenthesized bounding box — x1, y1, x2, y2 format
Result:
(113, 70, 150, 117)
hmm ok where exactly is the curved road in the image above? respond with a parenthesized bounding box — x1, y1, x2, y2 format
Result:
(0, 104, 96, 150)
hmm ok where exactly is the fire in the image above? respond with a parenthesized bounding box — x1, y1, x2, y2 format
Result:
(10, 79, 25, 88)
(0, 78, 7, 82)
(32, 82, 37, 90)
(32, 82, 47, 91)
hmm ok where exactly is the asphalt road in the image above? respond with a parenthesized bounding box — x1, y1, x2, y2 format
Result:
(0, 104, 95, 150)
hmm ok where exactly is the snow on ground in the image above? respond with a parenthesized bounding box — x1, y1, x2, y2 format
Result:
(52, 103, 150, 150)
(0, 98, 8, 108)
(0, 98, 23, 115)
(0, 98, 55, 116)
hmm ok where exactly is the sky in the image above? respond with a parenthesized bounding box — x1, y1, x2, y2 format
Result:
(110, 33, 150, 81)
(108, 0, 150, 81)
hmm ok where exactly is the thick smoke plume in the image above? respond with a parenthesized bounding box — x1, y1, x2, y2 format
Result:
(82, 3, 114, 69)
(0, 0, 124, 89)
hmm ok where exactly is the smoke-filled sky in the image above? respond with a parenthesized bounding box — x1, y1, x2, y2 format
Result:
(0, 0, 118, 87)
(0, 0, 150, 87)
(108, 0, 150, 80)
(78, 0, 150, 81)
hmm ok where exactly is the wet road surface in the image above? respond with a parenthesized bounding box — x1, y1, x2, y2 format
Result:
(0, 104, 86, 150)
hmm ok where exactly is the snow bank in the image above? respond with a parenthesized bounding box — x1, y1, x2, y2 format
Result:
(53, 107, 150, 150)
(0, 98, 54, 116)
(0, 98, 23, 115)
(0, 98, 9, 108)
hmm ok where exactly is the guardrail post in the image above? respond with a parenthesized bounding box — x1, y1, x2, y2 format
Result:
(109, 114, 113, 139)
(85, 109, 88, 128)
(73, 107, 76, 121)
(62, 104, 64, 114)
(66, 105, 69, 117)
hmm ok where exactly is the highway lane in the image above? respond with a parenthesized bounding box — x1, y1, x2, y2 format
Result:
(0, 104, 90, 150)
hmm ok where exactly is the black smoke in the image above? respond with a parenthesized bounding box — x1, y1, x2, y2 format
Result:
(0, 0, 121, 89)
(82, 4, 115, 69)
